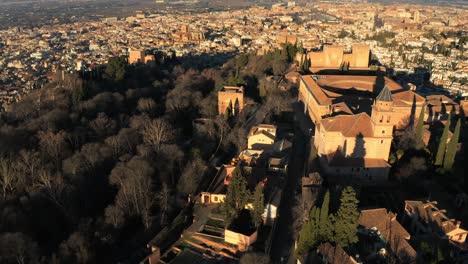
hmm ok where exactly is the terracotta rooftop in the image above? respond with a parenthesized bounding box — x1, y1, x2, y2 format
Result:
(426, 94, 454, 104)
(392, 90, 425, 107)
(300, 75, 332, 105)
(317, 242, 357, 264)
(405, 200, 467, 237)
(330, 102, 354, 116)
(359, 208, 416, 262)
(319, 112, 375, 137)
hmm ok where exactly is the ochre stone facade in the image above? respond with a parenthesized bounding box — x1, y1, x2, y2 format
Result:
(128, 49, 145, 64)
(301, 74, 426, 184)
(298, 75, 425, 129)
(172, 25, 205, 45)
(297, 44, 370, 72)
(218, 86, 244, 115)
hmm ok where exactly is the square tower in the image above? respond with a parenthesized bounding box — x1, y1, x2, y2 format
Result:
(218, 86, 244, 116)
(371, 85, 394, 137)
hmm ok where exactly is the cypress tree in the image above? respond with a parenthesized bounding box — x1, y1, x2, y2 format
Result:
(339, 62, 344, 71)
(299, 54, 304, 72)
(298, 41, 304, 54)
(319, 191, 330, 225)
(333, 186, 360, 248)
(318, 191, 333, 241)
(443, 118, 461, 170)
(251, 183, 264, 227)
(296, 207, 319, 255)
(224, 107, 230, 120)
(435, 114, 451, 166)
(222, 165, 249, 226)
(274, 48, 281, 61)
(227, 100, 234, 116)
(415, 104, 426, 149)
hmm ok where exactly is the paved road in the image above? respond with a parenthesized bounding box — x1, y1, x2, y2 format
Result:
(270, 127, 307, 263)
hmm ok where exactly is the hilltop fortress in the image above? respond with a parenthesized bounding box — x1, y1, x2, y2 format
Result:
(299, 74, 425, 184)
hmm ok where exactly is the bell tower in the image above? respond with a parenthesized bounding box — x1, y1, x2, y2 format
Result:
(372, 85, 394, 137)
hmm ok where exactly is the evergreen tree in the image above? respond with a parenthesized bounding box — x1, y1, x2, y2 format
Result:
(333, 186, 360, 248)
(104, 56, 128, 81)
(299, 54, 304, 72)
(302, 56, 311, 73)
(435, 114, 451, 166)
(296, 207, 319, 255)
(415, 104, 426, 149)
(222, 165, 250, 225)
(339, 62, 344, 71)
(224, 100, 233, 120)
(443, 118, 460, 170)
(251, 183, 264, 227)
(298, 41, 304, 54)
(274, 48, 282, 61)
(318, 191, 333, 241)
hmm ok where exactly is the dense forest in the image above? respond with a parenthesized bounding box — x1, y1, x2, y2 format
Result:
(0, 45, 299, 263)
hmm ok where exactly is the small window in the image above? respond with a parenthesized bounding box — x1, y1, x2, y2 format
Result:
(213, 196, 218, 202)
(351, 168, 354, 172)
(382, 130, 385, 134)
(381, 140, 384, 144)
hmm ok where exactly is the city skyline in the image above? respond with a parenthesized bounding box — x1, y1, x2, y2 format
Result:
(0, 1, 466, 263)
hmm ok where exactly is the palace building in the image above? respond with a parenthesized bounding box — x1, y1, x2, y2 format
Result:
(299, 75, 425, 128)
(298, 74, 425, 184)
(296, 44, 371, 73)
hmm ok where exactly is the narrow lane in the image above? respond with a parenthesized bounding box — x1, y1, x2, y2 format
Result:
(270, 127, 306, 263)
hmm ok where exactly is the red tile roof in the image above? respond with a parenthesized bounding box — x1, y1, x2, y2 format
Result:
(320, 112, 374, 137)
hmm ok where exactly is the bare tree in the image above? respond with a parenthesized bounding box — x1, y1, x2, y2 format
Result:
(0, 232, 40, 264)
(80, 142, 113, 170)
(157, 144, 184, 184)
(129, 114, 151, 130)
(177, 158, 207, 195)
(107, 157, 156, 229)
(142, 118, 175, 153)
(272, 58, 289, 76)
(59, 232, 94, 264)
(89, 113, 117, 139)
(37, 130, 69, 168)
(158, 183, 171, 225)
(34, 169, 72, 220)
(137, 98, 157, 115)
(0, 157, 22, 199)
(105, 128, 141, 158)
(18, 149, 40, 181)
(104, 204, 125, 228)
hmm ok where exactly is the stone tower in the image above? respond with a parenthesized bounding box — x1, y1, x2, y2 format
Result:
(372, 85, 394, 137)
(414, 10, 420, 23)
